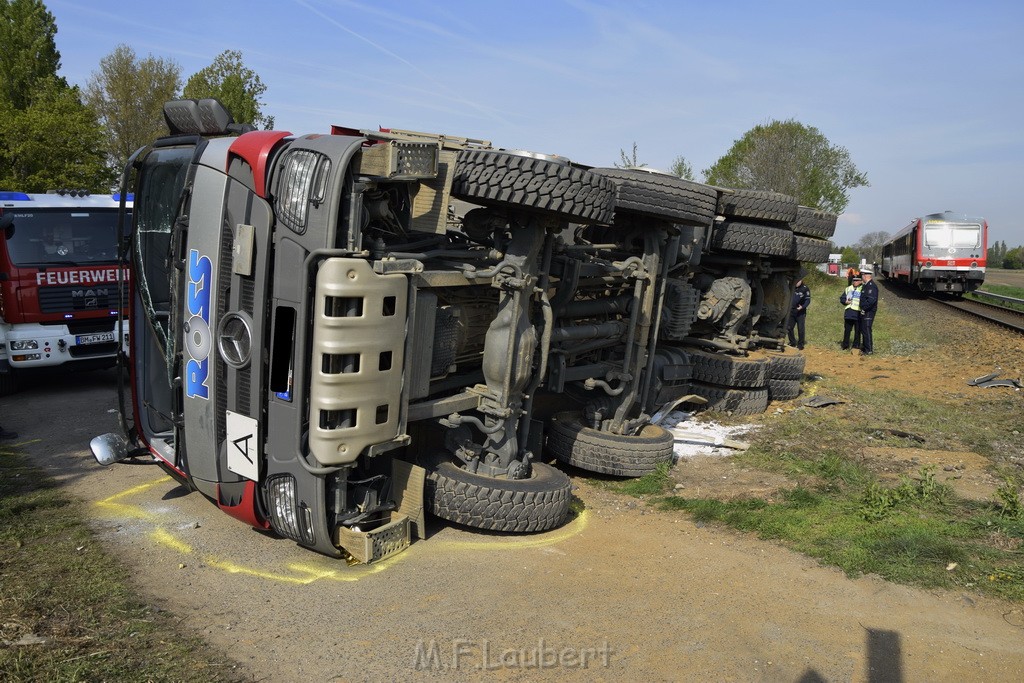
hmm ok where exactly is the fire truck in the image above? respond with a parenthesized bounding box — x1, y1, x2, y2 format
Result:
(0, 191, 131, 395)
(92, 99, 819, 562)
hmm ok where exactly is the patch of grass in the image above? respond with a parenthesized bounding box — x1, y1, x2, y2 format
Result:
(648, 399, 1024, 602)
(613, 462, 673, 496)
(0, 451, 244, 681)
(657, 481, 1024, 600)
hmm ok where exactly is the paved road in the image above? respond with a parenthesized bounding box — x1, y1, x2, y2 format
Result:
(3, 369, 1023, 681)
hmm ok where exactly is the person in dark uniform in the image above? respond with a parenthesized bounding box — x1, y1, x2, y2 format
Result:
(840, 273, 863, 350)
(787, 273, 812, 350)
(858, 266, 879, 355)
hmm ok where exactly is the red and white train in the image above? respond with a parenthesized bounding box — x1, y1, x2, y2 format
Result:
(881, 211, 987, 294)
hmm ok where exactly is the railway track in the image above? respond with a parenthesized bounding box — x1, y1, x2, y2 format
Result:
(929, 294, 1024, 334)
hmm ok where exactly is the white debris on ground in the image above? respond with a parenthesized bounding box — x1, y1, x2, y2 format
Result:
(656, 411, 760, 461)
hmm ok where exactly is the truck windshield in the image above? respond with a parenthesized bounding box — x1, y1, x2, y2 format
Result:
(135, 146, 193, 340)
(4, 209, 120, 266)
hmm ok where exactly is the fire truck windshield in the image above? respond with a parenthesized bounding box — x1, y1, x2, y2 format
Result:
(4, 208, 120, 266)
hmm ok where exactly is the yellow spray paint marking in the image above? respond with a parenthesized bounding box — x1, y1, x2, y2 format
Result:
(435, 507, 591, 552)
(94, 476, 171, 520)
(0, 438, 43, 454)
(150, 528, 194, 554)
(202, 556, 398, 584)
(95, 473, 588, 583)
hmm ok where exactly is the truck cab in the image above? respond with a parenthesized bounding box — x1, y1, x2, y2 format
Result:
(0, 191, 131, 395)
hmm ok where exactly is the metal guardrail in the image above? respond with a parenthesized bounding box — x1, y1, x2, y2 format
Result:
(973, 290, 1024, 306)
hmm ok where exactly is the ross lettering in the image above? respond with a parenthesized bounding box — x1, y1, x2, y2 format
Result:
(184, 250, 213, 400)
(185, 357, 210, 399)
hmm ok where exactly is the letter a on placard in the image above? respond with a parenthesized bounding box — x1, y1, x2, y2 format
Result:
(225, 411, 259, 480)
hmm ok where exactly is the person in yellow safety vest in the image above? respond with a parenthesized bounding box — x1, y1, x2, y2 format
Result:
(840, 273, 863, 350)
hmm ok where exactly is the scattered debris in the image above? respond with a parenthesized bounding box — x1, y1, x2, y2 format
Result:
(8, 634, 49, 646)
(657, 411, 756, 459)
(968, 371, 1001, 386)
(870, 428, 926, 443)
(967, 371, 1023, 389)
(802, 396, 845, 408)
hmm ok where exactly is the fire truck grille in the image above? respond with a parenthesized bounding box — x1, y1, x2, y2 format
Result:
(37, 286, 116, 313)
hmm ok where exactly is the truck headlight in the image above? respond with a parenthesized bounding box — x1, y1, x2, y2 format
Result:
(275, 150, 331, 235)
(10, 340, 39, 350)
(266, 475, 316, 544)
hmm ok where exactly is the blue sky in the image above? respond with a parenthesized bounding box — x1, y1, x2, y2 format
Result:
(48, 0, 1024, 248)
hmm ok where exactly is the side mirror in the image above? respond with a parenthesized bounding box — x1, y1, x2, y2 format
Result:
(90, 433, 130, 466)
(0, 214, 13, 240)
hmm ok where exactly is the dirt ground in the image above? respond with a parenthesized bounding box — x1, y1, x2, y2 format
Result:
(4, 280, 1024, 680)
(672, 280, 1024, 505)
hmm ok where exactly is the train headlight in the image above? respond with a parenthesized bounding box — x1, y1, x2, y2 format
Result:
(924, 261, 932, 268)
(970, 261, 978, 269)
(10, 340, 39, 350)
(266, 475, 316, 544)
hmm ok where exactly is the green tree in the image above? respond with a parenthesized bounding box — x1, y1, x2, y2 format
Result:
(840, 246, 859, 264)
(183, 50, 273, 128)
(85, 44, 182, 171)
(703, 118, 868, 214)
(669, 154, 695, 181)
(1003, 247, 1024, 270)
(0, 0, 111, 191)
(0, 0, 63, 109)
(0, 78, 115, 191)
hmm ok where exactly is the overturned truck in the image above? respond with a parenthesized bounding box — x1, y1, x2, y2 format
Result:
(93, 99, 834, 562)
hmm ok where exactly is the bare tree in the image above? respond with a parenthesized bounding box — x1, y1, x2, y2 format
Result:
(615, 141, 645, 168)
(855, 231, 890, 265)
(85, 44, 181, 171)
(669, 154, 695, 181)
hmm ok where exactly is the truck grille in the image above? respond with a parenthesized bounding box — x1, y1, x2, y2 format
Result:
(37, 286, 116, 313)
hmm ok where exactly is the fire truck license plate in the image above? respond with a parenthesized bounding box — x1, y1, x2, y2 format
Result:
(76, 332, 115, 345)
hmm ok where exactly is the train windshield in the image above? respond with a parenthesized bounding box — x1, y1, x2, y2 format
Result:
(923, 223, 981, 250)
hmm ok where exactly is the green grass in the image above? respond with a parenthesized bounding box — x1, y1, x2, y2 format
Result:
(970, 283, 1024, 312)
(0, 450, 245, 682)
(655, 477, 1024, 600)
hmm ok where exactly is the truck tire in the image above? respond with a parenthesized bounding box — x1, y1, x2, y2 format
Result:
(547, 411, 675, 477)
(687, 382, 769, 416)
(426, 461, 571, 532)
(452, 149, 616, 224)
(766, 351, 806, 380)
(768, 377, 801, 401)
(710, 220, 792, 257)
(792, 206, 837, 238)
(688, 348, 769, 388)
(791, 235, 832, 263)
(589, 168, 717, 225)
(716, 189, 798, 225)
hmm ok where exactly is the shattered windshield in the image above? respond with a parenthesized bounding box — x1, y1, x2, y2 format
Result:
(134, 146, 193, 358)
